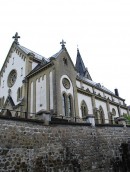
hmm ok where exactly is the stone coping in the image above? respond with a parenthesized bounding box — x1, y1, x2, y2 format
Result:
(95, 123, 124, 127)
(49, 121, 91, 126)
(0, 115, 129, 127)
(0, 115, 44, 124)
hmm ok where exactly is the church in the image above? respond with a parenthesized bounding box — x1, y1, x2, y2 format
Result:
(0, 33, 129, 125)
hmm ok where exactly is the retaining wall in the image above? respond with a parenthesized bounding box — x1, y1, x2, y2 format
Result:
(0, 118, 129, 172)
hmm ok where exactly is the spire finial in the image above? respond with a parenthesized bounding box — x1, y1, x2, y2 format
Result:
(77, 44, 79, 51)
(12, 32, 20, 44)
(60, 39, 66, 49)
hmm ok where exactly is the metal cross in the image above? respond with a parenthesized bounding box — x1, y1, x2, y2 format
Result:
(60, 39, 66, 49)
(12, 32, 20, 44)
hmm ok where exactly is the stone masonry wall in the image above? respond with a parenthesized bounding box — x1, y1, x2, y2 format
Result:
(0, 118, 130, 172)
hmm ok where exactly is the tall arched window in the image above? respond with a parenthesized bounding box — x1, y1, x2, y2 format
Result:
(81, 100, 88, 120)
(110, 108, 116, 124)
(112, 108, 116, 116)
(68, 95, 73, 117)
(20, 86, 23, 98)
(62, 93, 67, 116)
(0, 98, 1, 107)
(17, 87, 20, 101)
(99, 106, 105, 124)
(40, 86, 43, 106)
(2, 96, 4, 106)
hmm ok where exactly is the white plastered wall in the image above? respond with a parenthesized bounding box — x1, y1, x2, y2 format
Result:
(77, 93, 93, 118)
(36, 75, 47, 112)
(76, 80, 93, 93)
(119, 100, 124, 106)
(0, 52, 25, 105)
(112, 97, 119, 104)
(76, 80, 80, 88)
(32, 62, 38, 70)
(120, 108, 127, 115)
(94, 89, 104, 97)
(104, 93, 112, 101)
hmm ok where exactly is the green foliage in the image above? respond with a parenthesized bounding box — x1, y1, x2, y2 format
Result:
(123, 114, 130, 124)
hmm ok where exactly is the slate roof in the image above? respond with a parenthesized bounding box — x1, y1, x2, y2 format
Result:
(26, 60, 50, 77)
(50, 49, 64, 59)
(77, 74, 115, 95)
(75, 49, 92, 80)
(75, 49, 86, 76)
(18, 44, 49, 62)
(25, 48, 64, 77)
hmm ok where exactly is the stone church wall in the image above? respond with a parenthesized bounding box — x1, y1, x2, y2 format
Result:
(0, 118, 130, 172)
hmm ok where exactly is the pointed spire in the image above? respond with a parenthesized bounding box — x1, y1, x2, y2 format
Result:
(75, 48, 86, 76)
(75, 48, 92, 80)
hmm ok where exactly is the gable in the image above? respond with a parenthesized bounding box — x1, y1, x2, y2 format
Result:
(0, 43, 26, 105)
(1, 95, 21, 117)
(52, 48, 75, 68)
(0, 42, 26, 77)
(0, 41, 48, 77)
(51, 48, 76, 76)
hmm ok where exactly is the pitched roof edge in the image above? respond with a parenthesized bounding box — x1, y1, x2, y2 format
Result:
(50, 47, 76, 69)
(0, 41, 16, 74)
(25, 61, 54, 79)
(76, 75, 125, 101)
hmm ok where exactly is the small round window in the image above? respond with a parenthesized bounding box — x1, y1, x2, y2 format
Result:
(62, 78, 70, 89)
(8, 70, 17, 87)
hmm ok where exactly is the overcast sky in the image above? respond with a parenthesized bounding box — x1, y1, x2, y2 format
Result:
(0, 0, 130, 104)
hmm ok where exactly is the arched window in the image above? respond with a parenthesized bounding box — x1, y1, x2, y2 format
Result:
(17, 87, 23, 101)
(20, 86, 23, 98)
(81, 100, 88, 120)
(2, 96, 4, 106)
(62, 93, 67, 116)
(0, 98, 1, 107)
(40, 86, 43, 106)
(99, 106, 105, 124)
(17, 87, 20, 101)
(110, 108, 116, 124)
(68, 95, 73, 117)
(112, 108, 116, 115)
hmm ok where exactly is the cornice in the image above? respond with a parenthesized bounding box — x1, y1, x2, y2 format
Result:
(76, 77, 125, 101)
(77, 87, 127, 109)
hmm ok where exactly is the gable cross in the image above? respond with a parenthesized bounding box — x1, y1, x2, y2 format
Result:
(12, 32, 20, 44)
(60, 39, 66, 49)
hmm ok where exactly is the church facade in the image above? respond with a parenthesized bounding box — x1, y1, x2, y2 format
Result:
(0, 33, 129, 124)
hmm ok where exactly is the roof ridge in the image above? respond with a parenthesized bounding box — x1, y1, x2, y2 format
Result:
(18, 44, 49, 61)
(50, 49, 64, 59)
